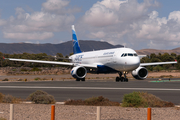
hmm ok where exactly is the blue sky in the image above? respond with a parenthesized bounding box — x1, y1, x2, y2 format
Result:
(0, 0, 180, 50)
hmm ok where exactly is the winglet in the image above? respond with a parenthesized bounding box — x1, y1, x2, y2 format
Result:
(72, 25, 82, 54)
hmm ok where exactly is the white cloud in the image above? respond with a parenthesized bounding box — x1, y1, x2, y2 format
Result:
(42, 0, 81, 14)
(42, 0, 69, 11)
(3, 32, 54, 40)
(82, 0, 123, 27)
(90, 31, 106, 38)
(168, 11, 180, 23)
(0, 19, 6, 26)
(79, 0, 180, 49)
(1, 0, 76, 41)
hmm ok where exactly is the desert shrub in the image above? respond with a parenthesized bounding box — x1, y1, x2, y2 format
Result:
(0, 118, 7, 120)
(65, 99, 84, 105)
(122, 92, 174, 108)
(140, 92, 174, 107)
(2, 94, 21, 103)
(122, 92, 144, 107)
(2, 95, 14, 103)
(27, 90, 55, 104)
(2, 78, 8, 81)
(0, 93, 4, 102)
(65, 96, 120, 106)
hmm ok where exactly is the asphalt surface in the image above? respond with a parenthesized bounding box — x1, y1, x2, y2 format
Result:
(0, 80, 180, 104)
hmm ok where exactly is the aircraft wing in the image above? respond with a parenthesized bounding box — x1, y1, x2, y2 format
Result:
(140, 61, 177, 67)
(6, 58, 97, 68)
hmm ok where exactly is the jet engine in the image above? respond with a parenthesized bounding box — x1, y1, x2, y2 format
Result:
(132, 67, 148, 80)
(70, 66, 87, 79)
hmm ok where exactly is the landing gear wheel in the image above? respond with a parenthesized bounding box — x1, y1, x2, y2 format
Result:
(120, 77, 124, 82)
(76, 78, 80, 81)
(81, 78, 85, 81)
(116, 72, 129, 82)
(116, 77, 120, 82)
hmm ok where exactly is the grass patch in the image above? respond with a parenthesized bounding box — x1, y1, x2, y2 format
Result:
(122, 92, 174, 108)
(65, 96, 120, 106)
(31, 67, 42, 71)
(34, 77, 41, 80)
(20, 68, 28, 71)
(159, 75, 173, 78)
(34, 77, 47, 81)
(27, 90, 56, 104)
(2, 78, 8, 81)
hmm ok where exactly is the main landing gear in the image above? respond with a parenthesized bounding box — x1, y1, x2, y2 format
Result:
(76, 78, 85, 81)
(116, 72, 128, 82)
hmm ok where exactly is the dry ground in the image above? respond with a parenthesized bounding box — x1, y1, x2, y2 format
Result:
(0, 71, 179, 81)
(0, 104, 180, 120)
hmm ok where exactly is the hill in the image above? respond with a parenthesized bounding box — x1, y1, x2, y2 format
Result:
(135, 48, 180, 55)
(0, 40, 179, 56)
(0, 40, 123, 56)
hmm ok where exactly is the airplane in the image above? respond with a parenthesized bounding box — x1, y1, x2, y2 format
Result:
(6, 25, 177, 82)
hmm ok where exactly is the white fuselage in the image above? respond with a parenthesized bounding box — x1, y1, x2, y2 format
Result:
(69, 48, 140, 72)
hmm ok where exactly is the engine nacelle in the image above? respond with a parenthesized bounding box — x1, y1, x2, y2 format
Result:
(70, 66, 87, 79)
(132, 67, 148, 80)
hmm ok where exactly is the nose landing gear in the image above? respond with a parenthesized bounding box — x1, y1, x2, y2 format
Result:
(116, 72, 128, 82)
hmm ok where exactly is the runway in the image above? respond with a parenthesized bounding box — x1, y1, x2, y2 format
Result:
(0, 80, 180, 104)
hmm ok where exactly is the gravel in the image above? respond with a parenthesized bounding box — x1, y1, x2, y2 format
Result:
(0, 104, 180, 120)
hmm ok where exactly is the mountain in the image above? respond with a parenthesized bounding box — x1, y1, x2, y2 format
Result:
(0, 40, 179, 56)
(135, 48, 180, 55)
(0, 40, 124, 56)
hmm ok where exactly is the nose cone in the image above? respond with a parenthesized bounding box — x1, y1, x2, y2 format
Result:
(126, 57, 140, 70)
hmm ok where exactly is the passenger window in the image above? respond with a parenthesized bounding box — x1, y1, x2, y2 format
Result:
(128, 53, 133, 56)
(121, 53, 124, 57)
(124, 53, 127, 57)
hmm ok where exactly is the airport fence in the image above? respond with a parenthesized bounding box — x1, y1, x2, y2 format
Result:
(8, 104, 152, 120)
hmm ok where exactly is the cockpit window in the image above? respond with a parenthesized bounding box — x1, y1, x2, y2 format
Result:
(121, 53, 138, 57)
(128, 53, 133, 56)
(134, 53, 138, 56)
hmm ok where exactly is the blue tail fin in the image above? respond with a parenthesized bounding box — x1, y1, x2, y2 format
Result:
(72, 25, 82, 54)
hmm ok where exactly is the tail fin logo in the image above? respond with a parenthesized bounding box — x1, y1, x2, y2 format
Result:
(72, 25, 82, 54)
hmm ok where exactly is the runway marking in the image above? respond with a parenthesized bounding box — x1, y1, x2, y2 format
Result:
(0, 86, 180, 91)
(150, 80, 180, 82)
